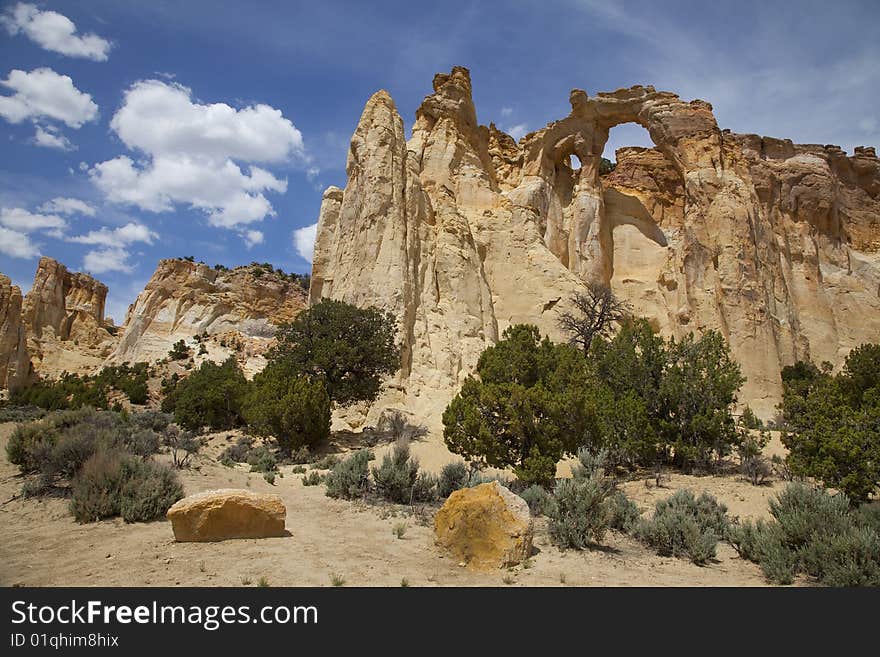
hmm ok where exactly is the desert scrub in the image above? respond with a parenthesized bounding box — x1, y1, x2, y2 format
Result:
(302, 471, 324, 486)
(438, 461, 469, 498)
(371, 440, 437, 504)
(311, 454, 340, 470)
(0, 404, 45, 423)
(69, 449, 183, 523)
(549, 475, 615, 549)
(606, 490, 641, 533)
(325, 450, 371, 499)
(634, 490, 730, 565)
(519, 484, 556, 517)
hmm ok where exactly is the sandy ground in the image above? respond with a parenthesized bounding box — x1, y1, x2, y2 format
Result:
(0, 423, 796, 587)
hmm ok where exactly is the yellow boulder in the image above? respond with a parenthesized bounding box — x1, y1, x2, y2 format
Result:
(167, 489, 287, 542)
(434, 481, 533, 570)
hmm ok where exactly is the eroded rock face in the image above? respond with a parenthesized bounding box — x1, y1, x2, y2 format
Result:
(312, 66, 880, 422)
(434, 482, 534, 570)
(0, 275, 31, 391)
(166, 489, 287, 542)
(21, 257, 116, 378)
(110, 260, 307, 375)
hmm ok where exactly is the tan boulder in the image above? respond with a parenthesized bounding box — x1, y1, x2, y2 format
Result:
(434, 481, 533, 570)
(166, 489, 287, 542)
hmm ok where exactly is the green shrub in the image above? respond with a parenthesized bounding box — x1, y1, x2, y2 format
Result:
(549, 475, 614, 549)
(163, 426, 202, 468)
(219, 436, 254, 464)
(0, 404, 45, 423)
(70, 450, 182, 523)
(634, 490, 729, 565)
(519, 484, 556, 517)
(855, 504, 880, 533)
(804, 526, 880, 587)
(241, 364, 330, 451)
(443, 325, 589, 486)
(738, 431, 771, 486)
(7, 420, 58, 473)
(438, 461, 469, 498)
(312, 454, 340, 470)
(768, 483, 852, 552)
(118, 459, 184, 522)
(780, 346, 880, 502)
(131, 411, 173, 433)
(168, 339, 190, 360)
(246, 445, 277, 474)
(325, 450, 371, 499)
(302, 471, 324, 486)
(166, 357, 247, 431)
(607, 490, 641, 533)
(269, 298, 400, 407)
(69, 449, 127, 522)
(371, 441, 436, 504)
(730, 484, 880, 586)
(740, 406, 763, 429)
(754, 527, 799, 585)
(125, 429, 161, 458)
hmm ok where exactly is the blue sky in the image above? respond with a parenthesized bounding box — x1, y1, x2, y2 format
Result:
(1, 0, 878, 322)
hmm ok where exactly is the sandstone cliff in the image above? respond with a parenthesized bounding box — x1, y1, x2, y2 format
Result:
(20, 257, 116, 378)
(0, 275, 30, 391)
(110, 260, 308, 376)
(311, 66, 880, 423)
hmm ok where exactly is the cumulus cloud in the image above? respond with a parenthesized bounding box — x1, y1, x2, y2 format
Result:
(2, 3, 111, 61)
(242, 229, 264, 248)
(0, 226, 39, 259)
(0, 67, 98, 128)
(83, 247, 132, 274)
(90, 79, 304, 230)
(39, 197, 96, 216)
(293, 222, 317, 263)
(68, 222, 158, 248)
(68, 222, 158, 274)
(33, 124, 73, 150)
(0, 206, 66, 232)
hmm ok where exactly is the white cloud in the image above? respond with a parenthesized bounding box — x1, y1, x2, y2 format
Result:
(69, 222, 157, 275)
(83, 247, 132, 274)
(0, 226, 39, 258)
(39, 197, 96, 216)
(69, 222, 157, 248)
(293, 222, 317, 263)
(110, 80, 303, 162)
(0, 67, 98, 128)
(500, 107, 513, 117)
(91, 79, 304, 229)
(506, 123, 528, 141)
(33, 124, 73, 150)
(242, 229, 264, 248)
(0, 206, 66, 232)
(2, 3, 111, 61)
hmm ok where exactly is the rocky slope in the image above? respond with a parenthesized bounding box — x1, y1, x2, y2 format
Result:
(311, 66, 880, 423)
(18, 257, 117, 379)
(0, 275, 30, 391)
(109, 260, 308, 376)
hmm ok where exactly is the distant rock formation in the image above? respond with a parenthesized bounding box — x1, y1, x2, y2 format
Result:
(110, 260, 308, 376)
(0, 275, 30, 391)
(311, 66, 880, 423)
(0, 257, 309, 389)
(20, 257, 116, 379)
